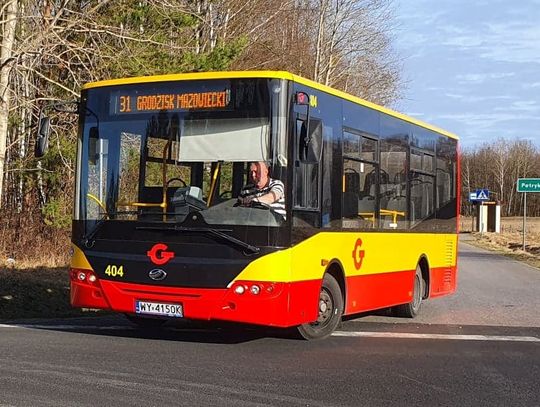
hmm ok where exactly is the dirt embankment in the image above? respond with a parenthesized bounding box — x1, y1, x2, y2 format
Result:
(461, 217, 540, 269)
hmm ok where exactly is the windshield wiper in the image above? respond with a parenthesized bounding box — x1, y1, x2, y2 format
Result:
(81, 215, 107, 248)
(137, 225, 260, 254)
(81, 211, 137, 248)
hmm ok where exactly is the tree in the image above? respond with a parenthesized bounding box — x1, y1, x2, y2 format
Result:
(0, 0, 19, 208)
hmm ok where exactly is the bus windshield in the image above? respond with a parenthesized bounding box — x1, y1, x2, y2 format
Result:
(76, 78, 288, 232)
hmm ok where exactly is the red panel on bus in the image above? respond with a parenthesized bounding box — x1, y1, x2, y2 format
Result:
(429, 266, 457, 298)
(344, 270, 416, 315)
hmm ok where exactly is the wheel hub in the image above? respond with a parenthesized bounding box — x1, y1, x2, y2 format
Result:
(316, 289, 333, 324)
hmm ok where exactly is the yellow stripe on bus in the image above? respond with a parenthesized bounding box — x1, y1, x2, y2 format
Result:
(234, 232, 457, 283)
(71, 244, 93, 270)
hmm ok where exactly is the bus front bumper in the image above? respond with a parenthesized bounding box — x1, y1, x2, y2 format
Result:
(70, 273, 320, 328)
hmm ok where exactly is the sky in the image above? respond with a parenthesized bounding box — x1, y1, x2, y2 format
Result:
(392, 0, 540, 148)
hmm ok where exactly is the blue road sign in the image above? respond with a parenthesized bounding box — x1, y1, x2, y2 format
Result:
(475, 189, 490, 201)
(469, 189, 490, 202)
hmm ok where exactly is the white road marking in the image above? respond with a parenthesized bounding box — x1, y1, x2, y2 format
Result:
(0, 324, 131, 331)
(332, 331, 540, 342)
(1, 324, 538, 342)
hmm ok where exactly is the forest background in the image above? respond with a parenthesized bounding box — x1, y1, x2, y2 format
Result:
(1, 0, 539, 268)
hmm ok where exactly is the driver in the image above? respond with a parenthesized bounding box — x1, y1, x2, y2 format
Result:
(237, 161, 286, 219)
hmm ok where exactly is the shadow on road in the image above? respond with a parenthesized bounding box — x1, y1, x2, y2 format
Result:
(11, 318, 304, 344)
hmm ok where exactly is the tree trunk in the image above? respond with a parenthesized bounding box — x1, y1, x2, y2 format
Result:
(0, 0, 19, 208)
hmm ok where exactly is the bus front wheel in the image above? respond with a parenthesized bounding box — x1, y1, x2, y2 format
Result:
(393, 265, 424, 318)
(297, 273, 344, 340)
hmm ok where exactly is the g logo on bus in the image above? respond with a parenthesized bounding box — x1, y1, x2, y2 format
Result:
(352, 238, 365, 270)
(147, 243, 174, 265)
(148, 268, 167, 281)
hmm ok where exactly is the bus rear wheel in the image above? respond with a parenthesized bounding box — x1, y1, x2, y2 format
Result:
(297, 274, 344, 340)
(393, 265, 424, 318)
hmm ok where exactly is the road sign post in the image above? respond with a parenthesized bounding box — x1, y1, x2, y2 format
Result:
(516, 178, 540, 251)
(523, 192, 526, 251)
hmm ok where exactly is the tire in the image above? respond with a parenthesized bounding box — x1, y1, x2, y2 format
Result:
(393, 265, 424, 318)
(125, 314, 167, 329)
(297, 273, 344, 340)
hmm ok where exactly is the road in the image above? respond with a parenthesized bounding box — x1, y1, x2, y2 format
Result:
(1, 240, 539, 407)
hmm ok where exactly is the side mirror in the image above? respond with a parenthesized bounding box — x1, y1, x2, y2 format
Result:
(35, 115, 50, 158)
(298, 119, 323, 164)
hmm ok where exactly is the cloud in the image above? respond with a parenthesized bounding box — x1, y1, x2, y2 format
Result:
(495, 101, 540, 113)
(439, 20, 540, 64)
(444, 93, 513, 103)
(392, 0, 540, 147)
(455, 72, 515, 84)
(479, 22, 540, 63)
(436, 112, 540, 130)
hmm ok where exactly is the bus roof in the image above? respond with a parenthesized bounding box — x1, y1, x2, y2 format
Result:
(82, 71, 458, 141)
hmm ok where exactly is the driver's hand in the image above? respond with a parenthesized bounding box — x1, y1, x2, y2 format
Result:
(237, 195, 254, 206)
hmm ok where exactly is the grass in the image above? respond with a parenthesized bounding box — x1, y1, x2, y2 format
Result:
(460, 216, 540, 270)
(465, 231, 540, 270)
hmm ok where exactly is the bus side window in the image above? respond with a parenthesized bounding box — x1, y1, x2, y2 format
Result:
(342, 160, 377, 229)
(380, 141, 408, 229)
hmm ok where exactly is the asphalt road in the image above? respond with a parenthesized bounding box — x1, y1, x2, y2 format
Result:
(1, 239, 539, 407)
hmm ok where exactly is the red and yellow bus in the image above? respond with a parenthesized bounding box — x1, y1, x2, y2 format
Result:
(59, 71, 458, 339)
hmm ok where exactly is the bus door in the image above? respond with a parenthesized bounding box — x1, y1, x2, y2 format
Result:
(291, 110, 323, 235)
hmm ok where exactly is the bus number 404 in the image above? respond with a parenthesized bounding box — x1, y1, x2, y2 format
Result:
(105, 264, 124, 278)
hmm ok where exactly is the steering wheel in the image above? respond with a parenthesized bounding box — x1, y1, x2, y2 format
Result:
(166, 177, 187, 187)
(249, 200, 270, 210)
(219, 190, 233, 200)
(87, 193, 109, 218)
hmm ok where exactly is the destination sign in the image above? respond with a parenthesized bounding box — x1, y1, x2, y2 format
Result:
(110, 89, 231, 115)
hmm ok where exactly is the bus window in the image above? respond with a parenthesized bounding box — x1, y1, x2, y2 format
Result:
(86, 136, 109, 220)
(342, 159, 377, 229)
(294, 163, 318, 209)
(410, 173, 435, 224)
(437, 156, 453, 207)
(380, 141, 407, 229)
(294, 119, 319, 209)
(117, 132, 142, 214)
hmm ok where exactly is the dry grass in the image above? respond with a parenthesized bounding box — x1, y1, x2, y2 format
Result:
(0, 267, 91, 320)
(461, 217, 540, 270)
(0, 213, 70, 270)
(460, 216, 540, 234)
(0, 213, 75, 320)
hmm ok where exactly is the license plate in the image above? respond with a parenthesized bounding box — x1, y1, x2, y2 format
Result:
(135, 301, 183, 317)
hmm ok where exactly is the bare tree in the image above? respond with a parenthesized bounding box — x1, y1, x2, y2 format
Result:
(0, 0, 19, 208)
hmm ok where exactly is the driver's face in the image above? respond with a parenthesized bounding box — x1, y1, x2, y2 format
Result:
(249, 162, 269, 189)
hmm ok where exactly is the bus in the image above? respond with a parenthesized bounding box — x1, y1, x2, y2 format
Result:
(39, 71, 459, 339)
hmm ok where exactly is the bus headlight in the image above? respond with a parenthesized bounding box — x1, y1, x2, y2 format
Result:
(250, 285, 261, 295)
(234, 285, 245, 295)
